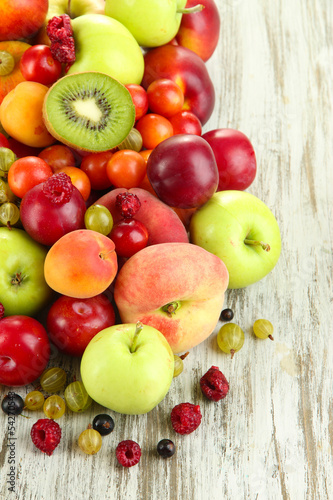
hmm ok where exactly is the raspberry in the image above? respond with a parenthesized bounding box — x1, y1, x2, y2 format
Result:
(115, 192, 141, 219)
(170, 403, 202, 435)
(200, 366, 229, 402)
(0, 303, 4, 319)
(43, 172, 73, 205)
(31, 419, 62, 456)
(47, 15, 76, 64)
(116, 440, 141, 467)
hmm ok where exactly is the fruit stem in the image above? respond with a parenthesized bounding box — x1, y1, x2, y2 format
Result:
(177, 4, 205, 14)
(180, 351, 190, 360)
(230, 349, 235, 359)
(99, 250, 114, 260)
(244, 239, 271, 251)
(130, 322, 143, 353)
(0, 51, 15, 76)
(162, 301, 181, 317)
(67, 0, 72, 18)
(268, 334, 274, 341)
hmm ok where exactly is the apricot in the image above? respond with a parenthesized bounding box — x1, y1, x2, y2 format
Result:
(0, 81, 56, 148)
(44, 229, 118, 299)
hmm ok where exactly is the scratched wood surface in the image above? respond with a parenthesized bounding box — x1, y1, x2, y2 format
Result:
(1, 1, 332, 499)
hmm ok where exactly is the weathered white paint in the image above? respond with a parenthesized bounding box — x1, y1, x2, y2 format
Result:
(1, 1, 332, 499)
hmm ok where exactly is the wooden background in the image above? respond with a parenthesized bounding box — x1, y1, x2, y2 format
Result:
(1, 1, 332, 499)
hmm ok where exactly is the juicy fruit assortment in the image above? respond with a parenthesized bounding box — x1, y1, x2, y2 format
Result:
(0, 0, 281, 463)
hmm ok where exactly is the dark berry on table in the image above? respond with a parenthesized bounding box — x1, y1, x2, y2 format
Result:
(170, 402, 202, 435)
(92, 414, 115, 436)
(220, 308, 234, 321)
(115, 192, 141, 219)
(1, 393, 24, 415)
(200, 366, 229, 402)
(116, 440, 141, 467)
(0, 302, 5, 319)
(31, 418, 62, 456)
(157, 439, 176, 458)
(42, 172, 73, 205)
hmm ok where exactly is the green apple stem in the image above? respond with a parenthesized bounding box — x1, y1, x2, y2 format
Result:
(0, 51, 15, 76)
(177, 4, 205, 14)
(130, 321, 143, 353)
(162, 301, 181, 318)
(67, 0, 72, 18)
(244, 239, 271, 252)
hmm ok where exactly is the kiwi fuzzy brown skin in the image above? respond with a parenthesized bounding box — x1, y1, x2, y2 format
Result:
(42, 71, 136, 153)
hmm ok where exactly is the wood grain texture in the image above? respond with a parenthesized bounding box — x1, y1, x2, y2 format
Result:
(1, 1, 332, 499)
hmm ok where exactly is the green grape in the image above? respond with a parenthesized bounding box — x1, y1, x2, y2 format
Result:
(40, 367, 67, 393)
(173, 355, 184, 377)
(43, 395, 66, 419)
(0, 147, 16, 179)
(0, 202, 20, 227)
(78, 429, 102, 455)
(64, 381, 92, 412)
(24, 391, 44, 410)
(117, 128, 143, 152)
(84, 204, 113, 236)
(253, 319, 274, 340)
(217, 323, 244, 358)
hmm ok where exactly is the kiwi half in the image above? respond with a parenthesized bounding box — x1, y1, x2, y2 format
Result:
(43, 72, 135, 152)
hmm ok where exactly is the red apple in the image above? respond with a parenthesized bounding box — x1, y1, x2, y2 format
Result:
(0, 315, 50, 387)
(47, 294, 116, 357)
(142, 44, 215, 125)
(175, 0, 221, 62)
(0, 0, 48, 41)
(202, 128, 257, 191)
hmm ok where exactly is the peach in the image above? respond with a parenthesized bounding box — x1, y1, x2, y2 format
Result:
(0, 81, 56, 148)
(114, 242, 229, 354)
(44, 229, 118, 299)
(95, 187, 189, 245)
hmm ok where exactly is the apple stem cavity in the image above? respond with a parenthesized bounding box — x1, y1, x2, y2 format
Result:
(177, 4, 205, 15)
(244, 238, 271, 252)
(130, 321, 143, 353)
(11, 272, 24, 287)
(162, 301, 181, 318)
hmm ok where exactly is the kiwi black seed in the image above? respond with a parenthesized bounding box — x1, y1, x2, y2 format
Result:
(43, 72, 135, 153)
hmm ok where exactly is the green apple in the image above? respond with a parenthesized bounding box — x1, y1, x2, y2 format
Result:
(80, 322, 174, 415)
(0, 227, 53, 316)
(105, 0, 203, 47)
(189, 191, 281, 289)
(46, 0, 105, 19)
(68, 14, 144, 85)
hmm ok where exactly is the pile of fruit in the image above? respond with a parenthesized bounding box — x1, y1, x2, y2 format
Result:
(0, 0, 281, 466)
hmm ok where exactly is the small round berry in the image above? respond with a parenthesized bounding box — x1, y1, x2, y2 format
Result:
(116, 440, 141, 467)
(78, 428, 102, 455)
(220, 308, 234, 321)
(92, 414, 115, 436)
(115, 192, 141, 219)
(170, 403, 202, 435)
(31, 418, 62, 456)
(157, 439, 176, 458)
(200, 366, 229, 401)
(1, 393, 24, 415)
(42, 172, 73, 205)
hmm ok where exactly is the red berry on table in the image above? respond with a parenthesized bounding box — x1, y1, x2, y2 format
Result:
(116, 440, 141, 467)
(170, 402, 202, 434)
(31, 419, 62, 456)
(200, 366, 229, 401)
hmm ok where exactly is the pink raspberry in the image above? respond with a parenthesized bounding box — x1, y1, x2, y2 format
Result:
(115, 192, 141, 219)
(170, 403, 202, 435)
(43, 172, 73, 205)
(116, 440, 141, 467)
(31, 419, 62, 456)
(200, 366, 229, 402)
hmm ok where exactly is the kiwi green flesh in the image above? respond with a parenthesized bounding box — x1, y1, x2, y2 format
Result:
(43, 72, 135, 152)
